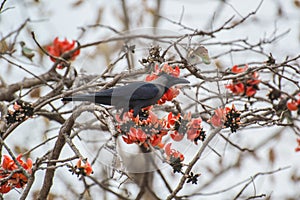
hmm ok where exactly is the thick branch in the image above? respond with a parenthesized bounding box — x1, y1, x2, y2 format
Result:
(37, 105, 96, 200)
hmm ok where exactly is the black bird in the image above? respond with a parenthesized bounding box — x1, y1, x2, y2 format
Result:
(62, 73, 189, 117)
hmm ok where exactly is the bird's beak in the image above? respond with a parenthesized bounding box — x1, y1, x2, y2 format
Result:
(174, 77, 190, 84)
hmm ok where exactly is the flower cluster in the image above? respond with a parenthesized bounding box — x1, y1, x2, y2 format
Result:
(226, 65, 260, 97)
(167, 112, 206, 144)
(146, 64, 181, 104)
(47, 37, 80, 69)
(6, 101, 34, 125)
(117, 109, 206, 175)
(117, 109, 166, 149)
(286, 93, 300, 113)
(0, 154, 32, 194)
(210, 104, 241, 133)
(69, 159, 93, 177)
(165, 143, 184, 173)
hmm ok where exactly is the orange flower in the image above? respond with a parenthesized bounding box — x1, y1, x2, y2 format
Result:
(17, 154, 32, 171)
(0, 154, 32, 193)
(187, 118, 203, 142)
(122, 135, 134, 144)
(0, 184, 11, 194)
(2, 155, 17, 170)
(232, 64, 248, 73)
(145, 74, 158, 82)
(145, 64, 182, 104)
(165, 143, 184, 161)
(13, 102, 22, 111)
(76, 159, 93, 176)
(226, 65, 260, 97)
(210, 108, 227, 127)
(247, 72, 260, 85)
(161, 64, 180, 77)
(2, 154, 32, 172)
(149, 134, 163, 147)
(123, 127, 147, 145)
(287, 100, 298, 111)
(166, 112, 181, 128)
(170, 131, 184, 141)
(226, 82, 245, 95)
(246, 86, 257, 97)
(210, 105, 240, 133)
(136, 108, 159, 125)
(157, 88, 180, 104)
(47, 37, 80, 69)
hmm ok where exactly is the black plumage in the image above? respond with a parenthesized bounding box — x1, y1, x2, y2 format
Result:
(62, 73, 189, 117)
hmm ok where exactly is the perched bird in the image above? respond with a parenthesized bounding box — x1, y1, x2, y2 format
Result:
(62, 73, 189, 117)
(187, 45, 211, 65)
(20, 41, 35, 61)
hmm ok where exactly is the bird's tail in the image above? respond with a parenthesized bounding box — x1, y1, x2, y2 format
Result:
(62, 94, 97, 103)
(62, 94, 112, 105)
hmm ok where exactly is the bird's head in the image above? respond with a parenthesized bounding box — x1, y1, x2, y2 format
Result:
(151, 73, 190, 88)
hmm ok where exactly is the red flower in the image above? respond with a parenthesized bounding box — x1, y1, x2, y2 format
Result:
(165, 112, 181, 128)
(246, 86, 257, 97)
(0, 154, 32, 193)
(247, 72, 260, 86)
(157, 88, 180, 104)
(165, 88, 179, 101)
(161, 64, 180, 77)
(2, 155, 16, 170)
(47, 37, 80, 69)
(187, 118, 202, 141)
(170, 131, 184, 141)
(287, 94, 300, 112)
(165, 143, 184, 161)
(145, 74, 158, 82)
(210, 108, 226, 127)
(76, 159, 93, 176)
(122, 135, 134, 144)
(210, 105, 241, 133)
(17, 154, 32, 171)
(2, 154, 32, 171)
(287, 100, 298, 111)
(150, 134, 163, 147)
(210, 105, 240, 132)
(0, 184, 11, 194)
(138, 108, 159, 125)
(145, 64, 182, 104)
(226, 82, 244, 95)
(123, 127, 147, 145)
(232, 64, 248, 73)
(226, 65, 260, 97)
(13, 102, 22, 111)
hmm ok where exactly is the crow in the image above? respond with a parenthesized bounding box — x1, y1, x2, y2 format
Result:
(62, 73, 189, 117)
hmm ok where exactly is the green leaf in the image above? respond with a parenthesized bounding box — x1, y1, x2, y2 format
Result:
(187, 45, 211, 65)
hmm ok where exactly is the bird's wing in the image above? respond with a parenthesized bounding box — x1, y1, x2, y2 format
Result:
(131, 83, 161, 100)
(94, 82, 160, 99)
(108, 82, 160, 100)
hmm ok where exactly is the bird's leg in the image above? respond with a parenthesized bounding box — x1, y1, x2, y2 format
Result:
(119, 108, 131, 120)
(133, 106, 142, 118)
(119, 110, 125, 120)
